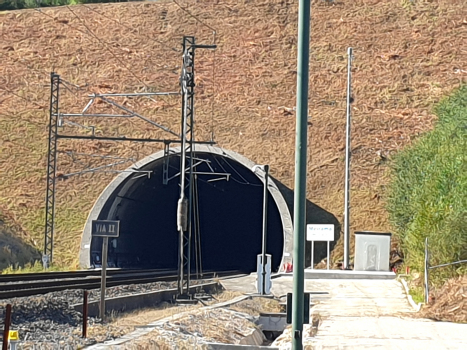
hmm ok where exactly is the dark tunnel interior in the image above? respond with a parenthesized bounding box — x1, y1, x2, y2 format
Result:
(90, 152, 284, 273)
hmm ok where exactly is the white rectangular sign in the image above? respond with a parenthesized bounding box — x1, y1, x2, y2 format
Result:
(307, 224, 334, 242)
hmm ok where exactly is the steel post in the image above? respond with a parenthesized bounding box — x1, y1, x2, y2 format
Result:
(43, 72, 60, 268)
(261, 165, 270, 295)
(99, 237, 108, 321)
(177, 36, 196, 296)
(424, 237, 429, 304)
(82, 290, 88, 338)
(177, 36, 216, 297)
(292, 0, 311, 349)
(343, 47, 353, 270)
(311, 241, 314, 269)
(2, 304, 11, 350)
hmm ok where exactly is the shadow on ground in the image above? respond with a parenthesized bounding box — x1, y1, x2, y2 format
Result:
(0, 221, 41, 270)
(274, 179, 341, 268)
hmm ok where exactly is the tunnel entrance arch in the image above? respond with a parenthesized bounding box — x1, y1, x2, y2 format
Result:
(79, 146, 293, 273)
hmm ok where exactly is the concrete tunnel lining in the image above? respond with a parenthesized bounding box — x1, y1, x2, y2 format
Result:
(80, 145, 293, 273)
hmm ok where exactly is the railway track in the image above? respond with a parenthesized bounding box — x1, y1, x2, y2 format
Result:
(0, 269, 244, 299)
(0, 268, 169, 283)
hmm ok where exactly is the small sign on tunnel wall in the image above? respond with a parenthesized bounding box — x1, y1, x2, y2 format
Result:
(92, 220, 120, 238)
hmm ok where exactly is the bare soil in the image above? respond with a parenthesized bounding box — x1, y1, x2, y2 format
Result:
(0, 208, 40, 269)
(0, 0, 465, 266)
(419, 275, 467, 323)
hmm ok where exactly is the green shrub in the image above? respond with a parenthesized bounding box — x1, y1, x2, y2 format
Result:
(387, 85, 467, 285)
(2, 260, 67, 274)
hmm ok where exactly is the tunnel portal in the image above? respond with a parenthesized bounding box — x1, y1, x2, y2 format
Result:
(80, 146, 293, 273)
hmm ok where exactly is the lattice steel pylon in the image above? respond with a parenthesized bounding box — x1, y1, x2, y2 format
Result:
(41, 39, 215, 274)
(177, 36, 216, 296)
(43, 72, 60, 267)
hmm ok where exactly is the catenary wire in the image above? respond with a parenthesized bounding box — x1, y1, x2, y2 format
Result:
(65, 5, 150, 90)
(172, 0, 218, 140)
(213, 156, 262, 187)
(81, 4, 181, 53)
(172, 0, 217, 33)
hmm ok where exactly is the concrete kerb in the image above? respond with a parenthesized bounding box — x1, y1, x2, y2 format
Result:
(277, 269, 397, 279)
(206, 344, 279, 350)
(72, 282, 220, 317)
(398, 276, 423, 312)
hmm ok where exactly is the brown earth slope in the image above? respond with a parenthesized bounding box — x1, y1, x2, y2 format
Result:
(420, 275, 467, 323)
(0, 207, 40, 269)
(0, 0, 465, 267)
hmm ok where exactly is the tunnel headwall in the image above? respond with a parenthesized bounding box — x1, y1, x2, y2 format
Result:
(79, 145, 293, 273)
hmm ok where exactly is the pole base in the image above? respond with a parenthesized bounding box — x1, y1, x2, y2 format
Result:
(175, 294, 198, 305)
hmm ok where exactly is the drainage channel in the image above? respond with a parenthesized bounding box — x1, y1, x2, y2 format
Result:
(84, 294, 284, 349)
(84, 293, 320, 349)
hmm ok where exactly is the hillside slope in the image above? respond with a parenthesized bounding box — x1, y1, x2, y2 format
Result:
(0, 0, 465, 266)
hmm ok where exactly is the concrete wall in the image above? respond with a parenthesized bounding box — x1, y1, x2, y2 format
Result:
(79, 145, 293, 271)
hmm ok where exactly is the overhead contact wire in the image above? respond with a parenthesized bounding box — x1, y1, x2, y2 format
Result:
(65, 5, 150, 90)
(81, 4, 181, 53)
(172, 0, 217, 33)
(172, 0, 218, 141)
(0, 85, 44, 108)
(213, 157, 262, 187)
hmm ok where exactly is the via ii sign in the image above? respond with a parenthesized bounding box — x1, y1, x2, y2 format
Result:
(92, 220, 120, 238)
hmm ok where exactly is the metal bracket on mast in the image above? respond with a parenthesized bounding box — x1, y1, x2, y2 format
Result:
(163, 141, 171, 185)
(42, 60, 215, 270)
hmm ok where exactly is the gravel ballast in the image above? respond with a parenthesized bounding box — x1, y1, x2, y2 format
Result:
(0, 280, 192, 349)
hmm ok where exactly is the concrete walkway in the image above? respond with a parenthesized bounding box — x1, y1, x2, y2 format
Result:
(220, 271, 467, 349)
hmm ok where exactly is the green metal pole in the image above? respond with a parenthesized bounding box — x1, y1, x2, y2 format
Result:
(292, 0, 311, 349)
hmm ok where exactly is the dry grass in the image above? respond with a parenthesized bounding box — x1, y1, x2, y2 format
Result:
(83, 301, 204, 345)
(109, 301, 203, 328)
(89, 291, 278, 348)
(419, 275, 467, 323)
(228, 295, 282, 315)
(0, 228, 40, 270)
(272, 315, 321, 349)
(0, 0, 465, 266)
(106, 291, 280, 327)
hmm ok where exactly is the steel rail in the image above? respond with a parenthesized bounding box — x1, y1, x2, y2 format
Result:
(0, 270, 177, 292)
(0, 268, 168, 283)
(0, 275, 178, 299)
(0, 270, 243, 300)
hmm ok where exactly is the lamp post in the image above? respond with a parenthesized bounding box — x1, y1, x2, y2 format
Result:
(253, 164, 270, 295)
(261, 165, 270, 295)
(292, 0, 311, 349)
(343, 47, 353, 270)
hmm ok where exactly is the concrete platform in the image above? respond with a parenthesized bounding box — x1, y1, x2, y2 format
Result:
(220, 273, 467, 349)
(310, 316, 467, 350)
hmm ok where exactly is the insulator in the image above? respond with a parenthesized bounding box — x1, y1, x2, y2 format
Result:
(177, 197, 188, 232)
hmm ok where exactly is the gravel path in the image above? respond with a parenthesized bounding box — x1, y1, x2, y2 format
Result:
(0, 280, 192, 349)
